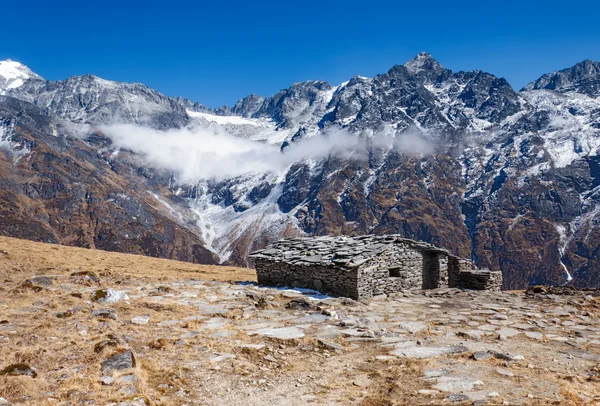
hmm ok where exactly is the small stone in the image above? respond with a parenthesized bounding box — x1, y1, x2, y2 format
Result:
(119, 385, 137, 397)
(94, 336, 120, 353)
(399, 322, 428, 334)
(117, 374, 138, 384)
(317, 339, 344, 351)
(92, 289, 129, 303)
(524, 331, 544, 341)
(391, 345, 469, 359)
(0, 363, 37, 378)
(488, 392, 500, 398)
(71, 270, 101, 284)
(352, 375, 372, 387)
(447, 393, 470, 403)
(101, 350, 136, 374)
(100, 376, 114, 385)
(471, 351, 492, 361)
(457, 330, 483, 341)
(418, 389, 440, 396)
(256, 326, 304, 340)
(496, 327, 520, 338)
(492, 351, 524, 361)
(496, 367, 514, 377)
(131, 315, 150, 325)
(209, 353, 236, 363)
(236, 343, 266, 351)
(92, 309, 118, 320)
(30, 276, 54, 287)
(263, 355, 278, 363)
(0, 397, 9, 406)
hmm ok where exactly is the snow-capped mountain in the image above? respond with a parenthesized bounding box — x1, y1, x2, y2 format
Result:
(0, 60, 43, 94)
(1, 54, 600, 289)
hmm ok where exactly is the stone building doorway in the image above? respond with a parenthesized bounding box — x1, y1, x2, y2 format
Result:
(422, 251, 440, 289)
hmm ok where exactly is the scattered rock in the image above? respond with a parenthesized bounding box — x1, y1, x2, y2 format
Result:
(117, 374, 138, 384)
(391, 345, 469, 359)
(92, 308, 118, 320)
(285, 297, 315, 310)
(352, 374, 372, 387)
(399, 321, 428, 334)
(471, 351, 492, 361)
(30, 276, 54, 287)
(0, 397, 8, 406)
(236, 343, 266, 351)
(71, 270, 101, 284)
(256, 326, 304, 340)
(263, 355, 278, 364)
(94, 337, 120, 353)
(209, 353, 236, 363)
(447, 393, 470, 403)
(92, 289, 129, 303)
(340, 328, 375, 338)
(496, 367, 514, 377)
(524, 331, 544, 341)
(418, 389, 440, 396)
(20, 277, 51, 292)
(496, 327, 520, 338)
(492, 351, 524, 361)
(101, 350, 136, 374)
(100, 376, 114, 385)
(0, 363, 37, 378)
(317, 339, 344, 351)
(457, 330, 483, 341)
(433, 376, 484, 392)
(131, 315, 150, 325)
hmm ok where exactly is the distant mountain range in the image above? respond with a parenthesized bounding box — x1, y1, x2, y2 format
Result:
(1, 53, 600, 289)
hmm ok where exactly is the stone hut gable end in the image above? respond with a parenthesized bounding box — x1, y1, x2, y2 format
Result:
(250, 235, 502, 300)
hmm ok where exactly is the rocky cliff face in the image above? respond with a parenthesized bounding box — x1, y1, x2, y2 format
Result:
(1, 53, 599, 289)
(0, 96, 217, 264)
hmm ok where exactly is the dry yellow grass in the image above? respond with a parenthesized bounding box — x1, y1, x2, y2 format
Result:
(0, 236, 257, 405)
(0, 235, 256, 282)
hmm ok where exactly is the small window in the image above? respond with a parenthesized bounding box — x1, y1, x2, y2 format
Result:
(389, 266, 401, 277)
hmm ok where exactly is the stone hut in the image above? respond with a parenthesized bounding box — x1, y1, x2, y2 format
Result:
(250, 235, 502, 300)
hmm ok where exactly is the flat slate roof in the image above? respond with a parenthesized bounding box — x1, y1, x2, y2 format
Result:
(250, 234, 452, 268)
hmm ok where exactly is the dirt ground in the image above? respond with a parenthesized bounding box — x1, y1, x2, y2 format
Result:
(1, 236, 599, 406)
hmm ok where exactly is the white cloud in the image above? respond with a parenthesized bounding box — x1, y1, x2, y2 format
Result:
(99, 122, 434, 183)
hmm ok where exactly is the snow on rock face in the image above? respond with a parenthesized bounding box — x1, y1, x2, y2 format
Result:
(0, 60, 42, 94)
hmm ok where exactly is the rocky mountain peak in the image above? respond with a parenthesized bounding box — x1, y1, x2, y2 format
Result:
(0, 60, 43, 93)
(231, 94, 266, 118)
(404, 52, 445, 76)
(523, 59, 600, 96)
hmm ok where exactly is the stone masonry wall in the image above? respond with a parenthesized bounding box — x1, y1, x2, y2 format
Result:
(254, 258, 359, 299)
(357, 244, 424, 299)
(458, 269, 503, 291)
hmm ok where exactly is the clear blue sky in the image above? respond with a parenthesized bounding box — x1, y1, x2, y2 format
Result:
(2, 0, 599, 107)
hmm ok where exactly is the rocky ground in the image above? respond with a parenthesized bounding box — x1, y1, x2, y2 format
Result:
(0, 236, 599, 406)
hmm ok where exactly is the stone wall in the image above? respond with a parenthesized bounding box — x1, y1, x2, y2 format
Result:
(254, 258, 359, 299)
(357, 244, 424, 298)
(458, 269, 503, 291)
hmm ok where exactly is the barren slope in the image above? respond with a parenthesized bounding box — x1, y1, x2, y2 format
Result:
(1, 237, 599, 406)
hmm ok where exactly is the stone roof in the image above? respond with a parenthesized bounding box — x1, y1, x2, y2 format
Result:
(249, 234, 453, 268)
